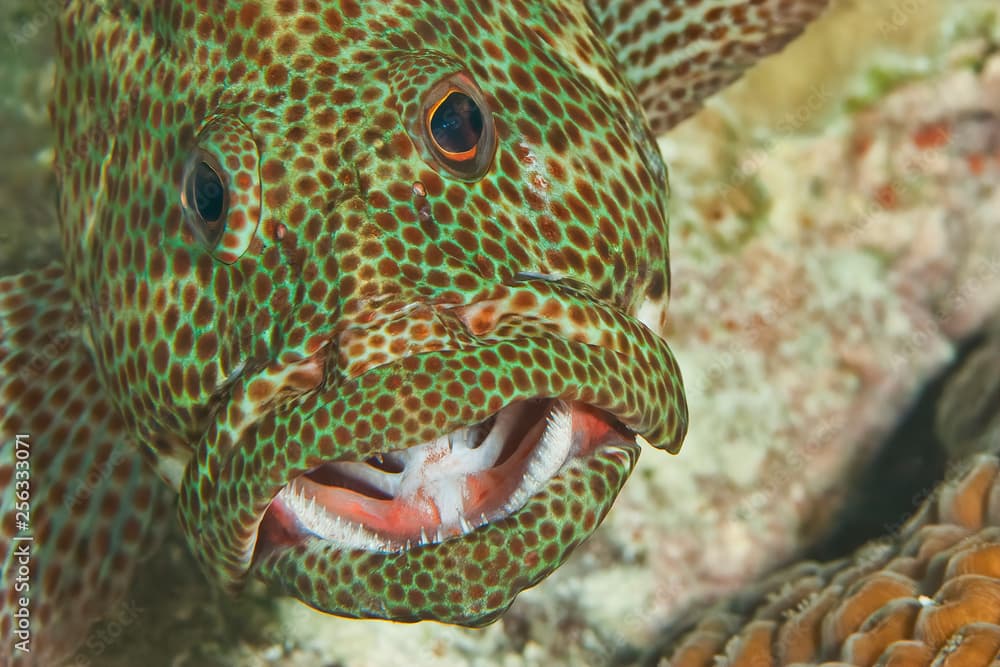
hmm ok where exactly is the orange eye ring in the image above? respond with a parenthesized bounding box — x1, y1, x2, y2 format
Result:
(426, 89, 481, 161)
(421, 74, 496, 181)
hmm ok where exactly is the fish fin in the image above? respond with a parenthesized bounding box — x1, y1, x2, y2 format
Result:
(587, 0, 830, 133)
(0, 264, 171, 665)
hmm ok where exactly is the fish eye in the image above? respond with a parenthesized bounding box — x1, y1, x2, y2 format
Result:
(429, 92, 483, 156)
(181, 155, 228, 248)
(179, 114, 262, 264)
(422, 75, 495, 180)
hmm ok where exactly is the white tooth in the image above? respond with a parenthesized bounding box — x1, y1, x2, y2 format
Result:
(500, 401, 575, 517)
(435, 526, 444, 543)
(371, 452, 383, 465)
(480, 513, 489, 527)
(420, 526, 429, 546)
(280, 481, 377, 551)
(471, 403, 529, 467)
(459, 516, 474, 534)
(534, 402, 574, 478)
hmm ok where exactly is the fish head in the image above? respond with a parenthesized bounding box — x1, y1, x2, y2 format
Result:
(54, 3, 686, 624)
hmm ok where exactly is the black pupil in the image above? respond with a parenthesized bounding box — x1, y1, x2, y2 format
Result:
(429, 92, 483, 155)
(191, 161, 225, 223)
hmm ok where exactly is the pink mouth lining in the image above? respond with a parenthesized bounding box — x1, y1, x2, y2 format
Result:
(256, 399, 631, 555)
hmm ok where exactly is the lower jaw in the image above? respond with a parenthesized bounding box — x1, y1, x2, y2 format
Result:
(252, 437, 640, 626)
(255, 399, 636, 558)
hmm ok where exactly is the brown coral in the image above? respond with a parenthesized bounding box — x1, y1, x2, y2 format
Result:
(651, 454, 1000, 666)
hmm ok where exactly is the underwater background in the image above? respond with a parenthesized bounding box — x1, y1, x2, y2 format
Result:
(1, 1, 999, 665)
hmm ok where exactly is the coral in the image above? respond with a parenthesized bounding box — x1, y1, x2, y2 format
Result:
(650, 454, 1000, 666)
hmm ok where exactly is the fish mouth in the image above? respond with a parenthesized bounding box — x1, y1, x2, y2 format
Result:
(256, 398, 634, 556)
(178, 278, 687, 625)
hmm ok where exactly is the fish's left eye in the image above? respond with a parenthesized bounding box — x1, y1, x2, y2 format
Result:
(182, 158, 228, 246)
(180, 115, 262, 264)
(421, 75, 495, 180)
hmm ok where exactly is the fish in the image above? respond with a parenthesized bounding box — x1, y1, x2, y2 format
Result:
(0, 1, 830, 663)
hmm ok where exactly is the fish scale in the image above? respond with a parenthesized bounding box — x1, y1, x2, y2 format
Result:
(0, 1, 834, 664)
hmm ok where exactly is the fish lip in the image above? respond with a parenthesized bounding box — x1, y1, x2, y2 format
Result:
(252, 398, 636, 561)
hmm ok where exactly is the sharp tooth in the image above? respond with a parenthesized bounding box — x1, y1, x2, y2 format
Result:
(466, 403, 529, 467)
(277, 401, 580, 556)
(280, 479, 398, 553)
(499, 401, 575, 518)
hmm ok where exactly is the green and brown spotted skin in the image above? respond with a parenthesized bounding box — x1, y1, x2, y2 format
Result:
(52, 0, 693, 623)
(2, 0, 832, 662)
(0, 267, 172, 665)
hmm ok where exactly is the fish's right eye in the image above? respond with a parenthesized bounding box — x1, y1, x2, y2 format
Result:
(419, 73, 496, 181)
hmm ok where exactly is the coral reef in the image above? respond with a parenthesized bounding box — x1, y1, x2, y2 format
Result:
(649, 453, 1000, 666)
(623, 0, 1000, 641)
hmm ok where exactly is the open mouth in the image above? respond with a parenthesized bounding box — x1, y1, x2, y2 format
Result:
(257, 399, 634, 555)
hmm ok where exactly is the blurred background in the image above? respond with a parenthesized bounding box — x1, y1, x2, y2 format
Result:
(1, 1, 998, 665)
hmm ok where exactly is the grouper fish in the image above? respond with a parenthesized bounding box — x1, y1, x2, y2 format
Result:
(0, 1, 829, 663)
